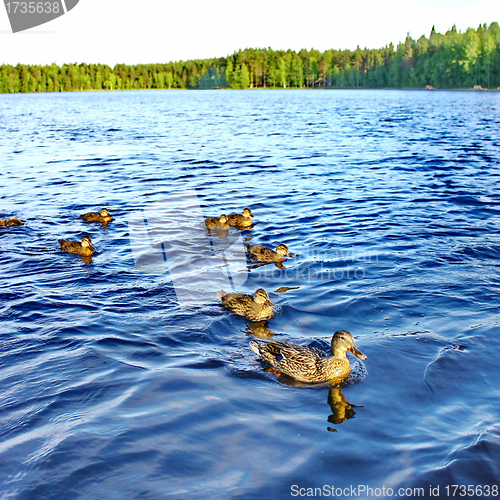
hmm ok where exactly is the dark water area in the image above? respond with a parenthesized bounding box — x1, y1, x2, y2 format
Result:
(1, 89, 500, 499)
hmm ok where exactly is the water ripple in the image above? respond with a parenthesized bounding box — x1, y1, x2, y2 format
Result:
(1, 89, 500, 498)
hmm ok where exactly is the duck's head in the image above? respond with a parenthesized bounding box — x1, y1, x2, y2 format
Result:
(331, 330, 366, 360)
(276, 244, 293, 257)
(82, 236, 95, 252)
(243, 208, 254, 218)
(100, 208, 111, 217)
(219, 214, 228, 223)
(254, 288, 274, 307)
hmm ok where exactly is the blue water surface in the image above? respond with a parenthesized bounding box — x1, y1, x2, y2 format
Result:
(1, 89, 500, 499)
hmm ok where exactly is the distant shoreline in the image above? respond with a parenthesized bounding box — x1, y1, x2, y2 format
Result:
(2, 87, 499, 95)
(1, 22, 499, 93)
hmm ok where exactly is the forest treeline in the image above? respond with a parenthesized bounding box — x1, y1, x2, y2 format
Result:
(1, 23, 499, 93)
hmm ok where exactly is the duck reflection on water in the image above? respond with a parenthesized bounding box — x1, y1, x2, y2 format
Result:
(326, 385, 362, 431)
(207, 227, 230, 240)
(264, 371, 362, 431)
(242, 320, 276, 338)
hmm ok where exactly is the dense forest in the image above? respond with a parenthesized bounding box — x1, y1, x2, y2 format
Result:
(1, 23, 499, 93)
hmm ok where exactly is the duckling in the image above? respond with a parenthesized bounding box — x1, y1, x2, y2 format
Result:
(246, 243, 293, 265)
(58, 236, 95, 257)
(0, 217, 24, 226)
(250, 330, 367, 383)
(80, 208, 113, 224)
(217, 288, 274, 321)
(205, 214, 230, 230)
(227, 208, 254, 227)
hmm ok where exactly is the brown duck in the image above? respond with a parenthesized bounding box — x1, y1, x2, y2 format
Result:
(246, 243, 293, 264)
(205, 214, 230, 230)
(0, 217, 24, 226)
(58, 236, 95, 257)
(217, 288, 274, 321)
(80, 208, 113, 224)
(250, 330, 367, 383)
(227, 208, 254, 227)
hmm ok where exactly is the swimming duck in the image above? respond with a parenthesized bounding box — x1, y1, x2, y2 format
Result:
(205, 214, 230, 230)
(250, 330, 367, 383)
(227, 208, 254, 227)
(80, 208, 113, 224)
(58, 236, 95, 257)
(246, 243, 293, 264)
(217, 288, 274, 321)
(0, 217, 24, 226)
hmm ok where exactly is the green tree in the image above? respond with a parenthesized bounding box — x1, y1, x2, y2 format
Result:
(464, 27, 480, 83)
(309, 57, 319, 86)
(481, 30, 496, 87)
(240, 63, 250, 89)
(277, 57, 287, 88)
(225, 59, 234, 87)
(166, 71, 173, 89)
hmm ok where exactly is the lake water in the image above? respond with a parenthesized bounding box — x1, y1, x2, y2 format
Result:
(1, 89, 500, 499)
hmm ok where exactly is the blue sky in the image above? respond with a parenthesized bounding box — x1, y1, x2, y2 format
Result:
(1, 0, 498, 65)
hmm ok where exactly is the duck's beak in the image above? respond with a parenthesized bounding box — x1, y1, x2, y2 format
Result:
(89, 244, 95, 252)
(266, 299, 275, 307)
(350, 345, 367, 360)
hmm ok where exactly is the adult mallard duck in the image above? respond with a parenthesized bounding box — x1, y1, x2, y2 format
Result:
(250, 330, 367, 383)
(217, 288, 274, 321)
(58, 236, 95, 257)
(80, 208, 113, 224)
(227, 208, 254, 227)
(0, 217, 24, 226)
(205, 214, 230, 230)
(246, 243, 293, 264)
